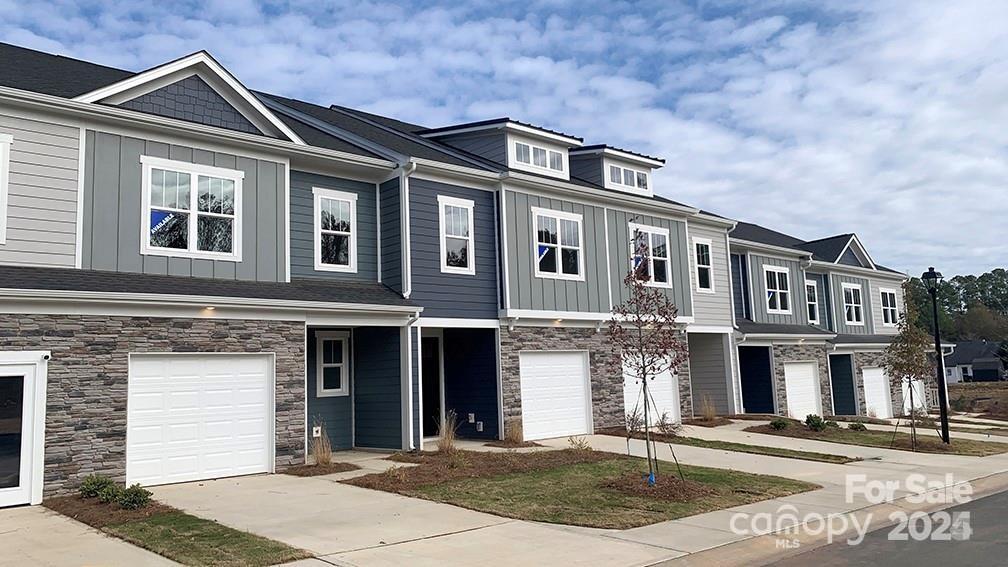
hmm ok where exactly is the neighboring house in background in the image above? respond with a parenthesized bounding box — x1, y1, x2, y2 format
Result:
(945, 340, 1006, 382)
(724, 222, 917, 420)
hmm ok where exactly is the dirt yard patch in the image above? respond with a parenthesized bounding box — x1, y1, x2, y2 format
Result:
(949, 382, 1008, 418)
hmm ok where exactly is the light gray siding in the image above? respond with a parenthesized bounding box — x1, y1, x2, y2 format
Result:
(747, 253, 808, 325)
(290, 170, 377, 281)
(869, 277, 903, 335)
(504, 189, 609, 313)
(432, 131, 507, 165)
(687, 223, 732, 326)
(379, 178, 401, 293)
(608, 209, 692, 317)
(0, 109, 79, 267)
(688, 332, 732, 414)
(81, 130, 286, 281)
(830, 273, 874, 334)
(408, 178, 499, 318)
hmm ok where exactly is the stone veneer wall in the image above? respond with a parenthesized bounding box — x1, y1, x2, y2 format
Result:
(770, 343, 832, 417)
(678, 359, 694, 421)
(0, 314, 305, 496)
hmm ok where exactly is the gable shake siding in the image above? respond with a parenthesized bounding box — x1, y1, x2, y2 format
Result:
(747, 253, 808, 326)
(408, 178, 498, 318)
(290, 170, 377, 282)
(607, 208, 692, 317)
(379, 177, 402, 293)
(686, 223, 732, 326)
(0, 109, 80, 267)
(81, 130, 286, 281)
(119, 75, 263, 136)
(504, 189, 609, 313)
(830, 273, 874, 335)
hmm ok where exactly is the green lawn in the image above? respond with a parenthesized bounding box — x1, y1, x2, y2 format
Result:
(412, 456, 816, 529)
(601, 428, 858, 464)
(745, 423, 1008, 456)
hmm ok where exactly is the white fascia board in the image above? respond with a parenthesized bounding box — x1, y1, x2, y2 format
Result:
(835, 234, 877, 270)
(72, 51, 306, 145)
(417, 317, 501, 328)
(686, 325, 735, 334)
(740, 332, 836, 342)
(691, 212, 737, 229)
(0, 287, 421, 315)
(0, 87, 396, 171)
(421, 121, 583, 147)
(501, 308, 695, 324)
(570, 147, 665, 168)
(502, 173, 698, 217)
(810, 259, 906, 281)
(729, 238, 811, 260)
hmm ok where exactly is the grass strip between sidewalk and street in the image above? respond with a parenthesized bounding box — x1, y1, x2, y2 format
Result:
(744, 421, 1008, 456)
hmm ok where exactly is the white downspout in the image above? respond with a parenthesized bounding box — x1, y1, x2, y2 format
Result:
(400, 160, 417, 298)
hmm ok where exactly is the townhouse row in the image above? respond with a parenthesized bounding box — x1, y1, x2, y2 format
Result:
(0, 43, 923, 507)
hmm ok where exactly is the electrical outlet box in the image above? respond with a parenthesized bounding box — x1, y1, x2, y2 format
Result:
(468, 413, 475, 423)
(312, 426, 322, 438)
(476, 421, 483, 432)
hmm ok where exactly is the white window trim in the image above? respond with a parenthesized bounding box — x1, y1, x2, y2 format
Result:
(514, 140, 565, 174)
(608, 163, 649, 191)
(629, 222, 673, 289)
(313, 187, 358, 273)
(0, 133, 10, 245)
(763, 265, 792, 315)
(139, 155, 244, 261)
(693, 237, 714, 293)
(805, 279, 820, 324)
(316, 330, 351, 397)
(842, 282, 865, 326)
(437, 195, 476, 276)
(879, 287, 899, 327)
(531, 206, 585, 281)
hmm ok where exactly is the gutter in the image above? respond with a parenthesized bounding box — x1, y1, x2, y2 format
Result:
(730, 237, 813, 260)
(400, 160, 417, 298)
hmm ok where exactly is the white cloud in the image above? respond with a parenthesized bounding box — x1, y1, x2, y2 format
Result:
(0, 0, 1004, 275)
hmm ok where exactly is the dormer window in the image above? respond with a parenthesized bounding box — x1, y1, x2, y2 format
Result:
(515, 141, 564, 173)
(609, 165, 648, 191)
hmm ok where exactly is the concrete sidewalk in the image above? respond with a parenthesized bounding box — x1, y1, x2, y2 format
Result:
(0, 505, 177, 567)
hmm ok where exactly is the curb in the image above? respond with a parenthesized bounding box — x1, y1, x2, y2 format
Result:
(650, 469, 1008, 566)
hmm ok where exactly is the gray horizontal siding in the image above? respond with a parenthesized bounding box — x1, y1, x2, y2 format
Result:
(569, 155, 603, 186)
(433, 131, 506, 165)
(748, 253, 807, 325)
(830, 273, 874, 335)
(81, 130, 286, 281)
(290, 170, 377, 281)
(505, 189, 609, 313)
(379, 178, 402, 293)
(408, 178, 498, 318)
(608, 209, 692, 317)
(688, 223, 731, 326)
(0, 110, 79, 267)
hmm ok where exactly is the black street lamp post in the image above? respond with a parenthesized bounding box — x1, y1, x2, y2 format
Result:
(922, 267, 950, 444)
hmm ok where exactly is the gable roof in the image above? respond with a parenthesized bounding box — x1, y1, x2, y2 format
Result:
(797, 234, 853, 262)
(947, 340, 1003, 366)
(730, 222, 808, 251)
(0, 42, 135, 98)
(730, 221, 903, 275)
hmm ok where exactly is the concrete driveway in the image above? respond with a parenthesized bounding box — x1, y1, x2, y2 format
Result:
(0, 505, 176, 567)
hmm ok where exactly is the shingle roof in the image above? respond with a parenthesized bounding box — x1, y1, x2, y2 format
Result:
(797, 234, 853, 262)
(330, 104, 427, 134)
(736, 319, 834, 336)
(0, 42, 134, 98)
(272, 112, 385, 158)
(830, 334, 895, 345)
(947, 340, 1002, 366)
(0, 265, 414, 308)
(729, 222, 808, 251)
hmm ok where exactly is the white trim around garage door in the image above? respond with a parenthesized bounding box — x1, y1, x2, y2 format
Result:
(0, 351, 49, 507)
(517, 350, 593, 441)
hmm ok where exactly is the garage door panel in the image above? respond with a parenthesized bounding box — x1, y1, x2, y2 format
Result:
(784, 362, 821, 419)
(127, 354, 272, 486)
(862, 367, 893, 419)
(519, 352, 591, 440)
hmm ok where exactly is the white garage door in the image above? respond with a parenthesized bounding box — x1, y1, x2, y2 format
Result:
(623, 362, 680, 424)
(519, 351, 591, 441)
(127, 354, 273, 486)
(862, 367, 893, 419)
(784, 362, 821, 419)
(902, 378, 928, 415)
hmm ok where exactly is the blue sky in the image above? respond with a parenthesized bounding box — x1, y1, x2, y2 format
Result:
(2, 0, 1005, 276)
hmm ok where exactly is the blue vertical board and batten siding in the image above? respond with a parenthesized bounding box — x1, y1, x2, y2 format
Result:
(81, 130, 286, 281)
(379, 177, 402, 293)
(608, 209, 692, 317)
(806, 272, 831, 330)
(290, 170, 378, 281)
(503, 189, 609, 313)
(443, 328, 499, 439)
(353, 326, 403, 449)
(746, 254, 807, 325)
(830, 273, 874, 335)
(306, 328, 353, 450)
(408, 178, 499, 318)
(730, 253, 750, 320)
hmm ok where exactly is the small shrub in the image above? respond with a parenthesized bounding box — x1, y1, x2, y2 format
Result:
(625, 406, 644, 435)
(769, 418, 790, 430)
(567, 436, 591, 451)
(97, 484, 123, 504)
(805, 414, 826, 432)
(950, 395, 970, 412)
(825, 420, 840, 428)
(310, 418, 333, 466)
(79, 474, 115, 498)
(656, 412, 682, 436)
(118, 484, 152, 510)
(700, 394, 718, 421)
(437, 410, 459, 454)
(503, 420, 525, 445)
(384, 465, 408, 483)
(848, 421, 868, 432)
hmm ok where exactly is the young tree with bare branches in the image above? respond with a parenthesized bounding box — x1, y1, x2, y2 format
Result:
(881, 281, 935, 451)
(608, 228, 689, 483)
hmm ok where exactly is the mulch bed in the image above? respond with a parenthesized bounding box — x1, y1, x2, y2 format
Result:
(44, 495, 175, 529)
(682, 417, 733, 428)
(601, 472, 715, 502)
(745, 423, 955, 453)
(344, 449, 618, 493)
(484, 440, 543, 448)
(282, 462, 360, 477)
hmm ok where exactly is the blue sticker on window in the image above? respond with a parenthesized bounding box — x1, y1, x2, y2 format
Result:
(151, 210, 174, 233)
(537, 244, 550, 261)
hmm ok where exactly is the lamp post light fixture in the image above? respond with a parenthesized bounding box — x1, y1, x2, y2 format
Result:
(922, 267, 951, 444)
